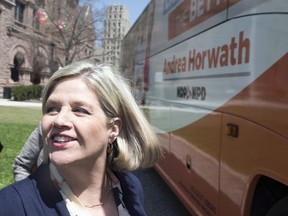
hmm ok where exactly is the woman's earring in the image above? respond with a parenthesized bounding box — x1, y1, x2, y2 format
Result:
(107, 143, 113, 154)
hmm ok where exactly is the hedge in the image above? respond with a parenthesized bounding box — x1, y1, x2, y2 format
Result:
(11, 85, 44, 101)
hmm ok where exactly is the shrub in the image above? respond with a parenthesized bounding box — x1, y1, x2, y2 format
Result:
(11, 85, 44, 101)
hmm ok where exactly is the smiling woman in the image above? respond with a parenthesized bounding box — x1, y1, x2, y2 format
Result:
(42, 77, 113, 168)
(0, 61, 163, 216)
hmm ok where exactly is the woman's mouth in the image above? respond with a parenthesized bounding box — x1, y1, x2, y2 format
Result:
(53, 135, 74, 143)
(51, 135, 76, 148)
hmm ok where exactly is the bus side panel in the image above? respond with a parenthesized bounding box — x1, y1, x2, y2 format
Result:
(220, 114, 288, 215)
(154, 109, 222, 216)
(217, 49, 288, 214)
(218, 51, 288, 140)
(228, 0, 288, 19)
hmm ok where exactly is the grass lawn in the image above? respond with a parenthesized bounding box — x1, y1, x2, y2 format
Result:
(0, 106, 42, 189)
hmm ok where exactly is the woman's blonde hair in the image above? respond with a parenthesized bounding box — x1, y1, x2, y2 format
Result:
(42, 60, 163, 171)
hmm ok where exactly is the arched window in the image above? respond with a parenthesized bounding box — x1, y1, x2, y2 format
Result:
(11, 52, 25, 82)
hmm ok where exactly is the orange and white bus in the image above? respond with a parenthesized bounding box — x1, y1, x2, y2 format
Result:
(120, 0, 288, 215)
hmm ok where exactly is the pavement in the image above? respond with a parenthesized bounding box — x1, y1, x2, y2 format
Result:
(0, 98, 41, 108)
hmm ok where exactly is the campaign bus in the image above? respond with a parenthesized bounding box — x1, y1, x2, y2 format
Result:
(120, 0, 288, 215)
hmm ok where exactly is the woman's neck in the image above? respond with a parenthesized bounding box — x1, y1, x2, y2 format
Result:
(50, 163, 117, 215)
(55, 161, 108, 198)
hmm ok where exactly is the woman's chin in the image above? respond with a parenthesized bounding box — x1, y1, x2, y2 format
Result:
(49, 153, 72, 166)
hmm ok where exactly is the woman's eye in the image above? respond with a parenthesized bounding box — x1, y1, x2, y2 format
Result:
(73, 107, 91, 115)
(45, 106, 59, 114)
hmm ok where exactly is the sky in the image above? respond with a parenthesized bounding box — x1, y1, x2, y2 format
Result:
(95, 0, 151, 25)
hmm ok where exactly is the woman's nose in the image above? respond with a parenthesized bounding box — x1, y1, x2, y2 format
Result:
(52, 108, 72, 128)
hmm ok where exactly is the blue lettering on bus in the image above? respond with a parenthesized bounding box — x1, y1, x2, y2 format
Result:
(177, 86, 206, 100)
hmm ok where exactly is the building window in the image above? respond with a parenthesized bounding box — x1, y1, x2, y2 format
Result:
(33, 9, 40, 30)
(15, 1, 25, 23)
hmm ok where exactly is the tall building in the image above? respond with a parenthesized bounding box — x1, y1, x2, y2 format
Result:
(0, 0, 97, 97)
(103, 4, 130, 70)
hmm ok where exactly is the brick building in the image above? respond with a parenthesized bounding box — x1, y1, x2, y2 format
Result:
(0, 0, 97, 97)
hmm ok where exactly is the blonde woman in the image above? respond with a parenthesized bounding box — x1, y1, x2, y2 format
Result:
(1, 61, 163, 216)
